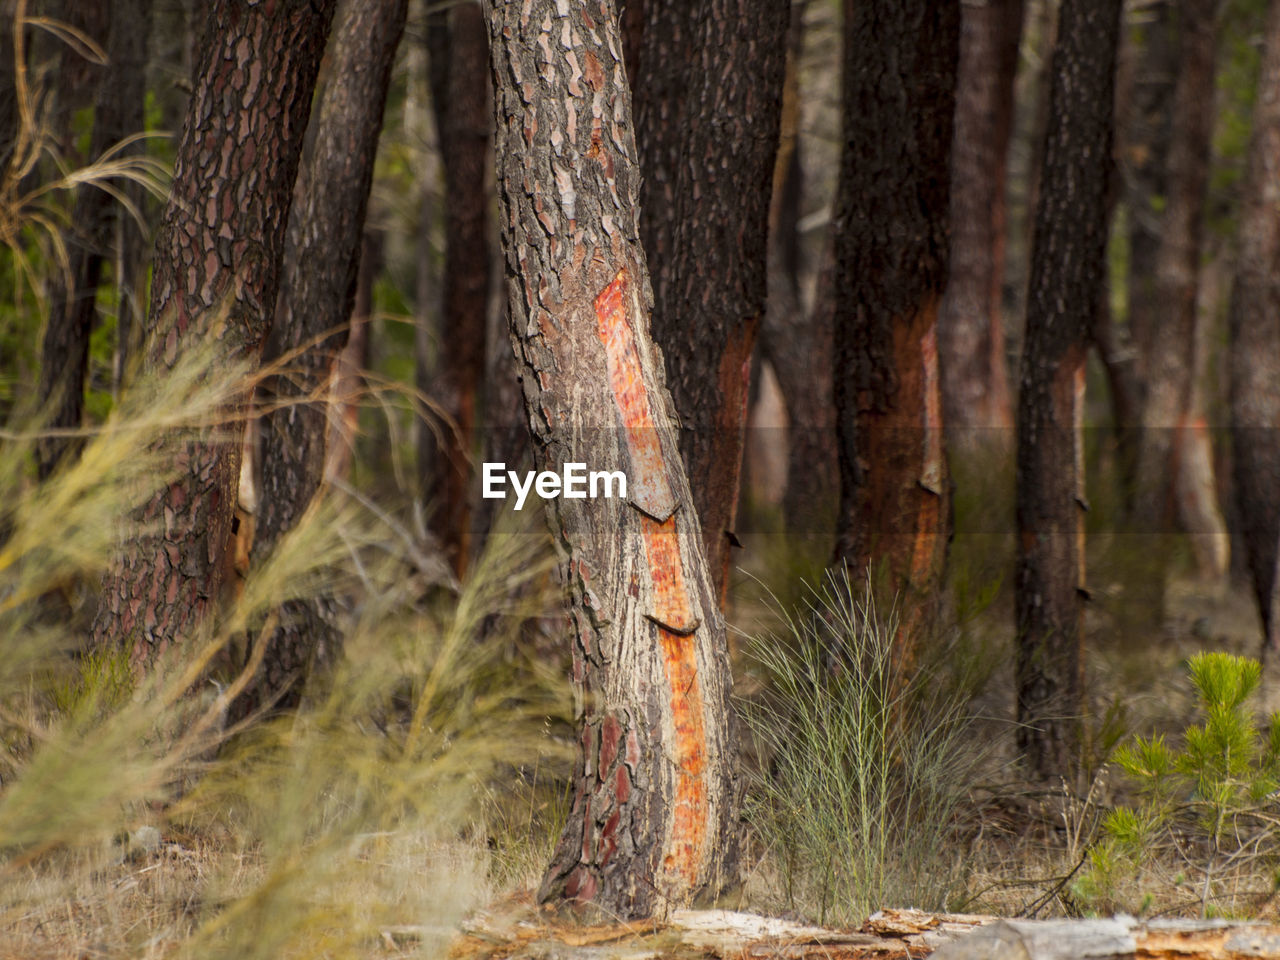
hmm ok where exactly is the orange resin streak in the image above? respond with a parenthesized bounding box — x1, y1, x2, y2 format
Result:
(595, 267, 708, 887)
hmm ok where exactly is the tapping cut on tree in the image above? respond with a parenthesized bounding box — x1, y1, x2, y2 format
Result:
(482, 0, 741, 918)
(1016, 0, 1123, 781)
(831, 0, 958, 664)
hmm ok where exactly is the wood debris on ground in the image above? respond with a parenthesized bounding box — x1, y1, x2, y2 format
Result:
(445, 905, 1280, 960)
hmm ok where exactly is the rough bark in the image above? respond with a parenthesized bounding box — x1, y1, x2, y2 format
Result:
(35, 0, 149, 479)
(424, 0, 491, 576)
(629, 0, 789, 605)
(938, 0, 1023, 450)
(231, 0, 405, 719)
(483, 0, 741, 918)
(831, 0, 958, 658)
(89, 0, 336, 668)
(1016, 0, 1121, 781)
(1228, 0, 1280, 655)
(1134, 0, 1219, 537)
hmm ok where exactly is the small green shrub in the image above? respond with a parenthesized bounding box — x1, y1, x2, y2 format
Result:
(740, 569, 979, 925)
(1077, 652, 1280, 917)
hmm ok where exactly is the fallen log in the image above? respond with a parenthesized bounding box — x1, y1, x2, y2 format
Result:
(446, 905, 1280, 959)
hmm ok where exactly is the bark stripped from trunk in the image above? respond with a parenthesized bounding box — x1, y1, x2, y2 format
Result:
(36, 0, 149, 479)
(1228, 0, 1280, 655)
(89, 0, 335, 668)
(938, 0, 1023, 449)
(629, 0, 789, 605)
(233, 0, 406, 718)
(424, 0, 491, 576)
(483, 0, 740, 918)
(1134, 0, 1219, 538)
(831, 1, 958, 658)
(1016, 0, 1121, 781)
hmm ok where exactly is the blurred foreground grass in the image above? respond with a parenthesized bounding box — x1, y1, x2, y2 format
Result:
(0, 343, 574, 959)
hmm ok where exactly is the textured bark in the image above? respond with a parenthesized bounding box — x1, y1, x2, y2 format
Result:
(762, 3, 837, 536)
(233, 0, 405, 719)
(938, 0, 1023, 449)
(89, 0, 336, 667)
(1134, 0, 1219, 536)
(36, 0, 150, 479)
(1228, 0, 1280, 655)
(831, 0, 958, 657)
(629, 0, 789, 604)
(424, 0, 491, 576)
(1016, 0, 1121, 781)
(483, 0, 740, 918)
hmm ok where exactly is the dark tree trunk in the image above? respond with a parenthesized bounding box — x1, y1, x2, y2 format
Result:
(423, 0, 491, 577)
(483, 0, 741, 918)
(90, 0, 336, 668)
(1122, 2, 1175, 394)
(629, 0, 789, 605)
(1229, 0, 1280, 656)
(233, 0, 406, 718)
(1134, 0, 1221, 550)
(831, 0, 958, 657)
(1016, 0, 1122, 782)
(0, 0, 20, 176)
(36, 0, 149, 479)
(938, 0, 1023, 451)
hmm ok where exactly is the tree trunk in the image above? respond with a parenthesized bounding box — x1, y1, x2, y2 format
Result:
(232, 0, 405, 719)
(938, 0, 1023, 451)
(1122, 2, 1175, 395)
(35, 0, 141, 479)
(1016, 0, 1121, 782)
(0, 0, 20, 177)
(761, 0, 838, 538)
(629, 0, 789, 605)
(89, 0, 336, 668)
(831, 0, 958, 658)
(483, 0, 741, 918)
(1134, 0, 1219, 540)
(424, 0, 491, 577)
(1228, 0, 1280, 656)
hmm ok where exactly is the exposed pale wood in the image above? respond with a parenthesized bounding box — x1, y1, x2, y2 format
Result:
(450, 909, 1280, 960)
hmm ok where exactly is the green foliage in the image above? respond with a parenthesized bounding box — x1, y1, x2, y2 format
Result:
(1077, 653, 1280, 917)
(740, 569, 980, 925)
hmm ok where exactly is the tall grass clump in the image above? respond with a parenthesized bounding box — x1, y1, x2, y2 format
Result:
(0, 341, 574, 957)
(741, 569, 980, 925)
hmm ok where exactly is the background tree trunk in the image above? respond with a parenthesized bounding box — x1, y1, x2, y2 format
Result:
(831, 0, 958, 658)
(761, 0, 838, 539)
(89, 0, 336, 668)
(1133, 0, 1223, 572)
(424, 0, 491, 576)
(628, 0, 788, 606)
(1228, 0, 1280, 656)
(938, 0, 1023, 451)
(483, 0, 741, 918)
(35, 0, 149, 479)
(232, 0, 406, 719)
(1016, 0, 1122, 782)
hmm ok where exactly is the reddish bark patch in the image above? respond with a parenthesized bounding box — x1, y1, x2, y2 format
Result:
(594, 268, 674, 520)
(594, 266, 709, 890)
